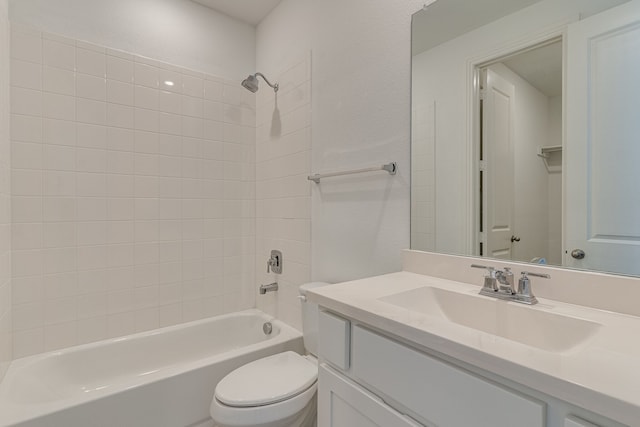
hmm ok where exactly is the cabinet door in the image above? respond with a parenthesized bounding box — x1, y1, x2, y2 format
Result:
(565, 416, 601, 427)
(351, 325, 545, 427)
(318, 364, 423, 427)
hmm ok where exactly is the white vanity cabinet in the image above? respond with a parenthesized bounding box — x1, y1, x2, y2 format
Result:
(565, 416, 601, 427)
(316, 309, 621, 427)
(318, 365, 422, 427)
(350, 324, 544, 427)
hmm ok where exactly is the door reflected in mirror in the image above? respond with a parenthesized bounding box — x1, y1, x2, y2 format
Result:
(410, 0, 640, 276)
(479, 40, 562, 265)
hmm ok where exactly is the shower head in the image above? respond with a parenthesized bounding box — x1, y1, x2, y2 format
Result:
(241, 72, 278, 93)
(241, 75, 259, 93)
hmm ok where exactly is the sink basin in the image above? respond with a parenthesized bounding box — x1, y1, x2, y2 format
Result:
(379, 286, 601, 353)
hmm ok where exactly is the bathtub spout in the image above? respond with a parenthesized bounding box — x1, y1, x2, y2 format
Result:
(259, 282, 278, 295)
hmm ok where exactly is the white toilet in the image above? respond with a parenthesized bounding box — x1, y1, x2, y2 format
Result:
(210, 282, 329, 427)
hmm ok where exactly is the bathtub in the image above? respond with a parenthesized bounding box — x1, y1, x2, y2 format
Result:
(0, 309, 303, 427)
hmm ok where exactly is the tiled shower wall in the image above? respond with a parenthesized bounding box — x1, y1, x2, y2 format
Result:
(0, 0, 12, 379)
(9, 25, 256, 358)
(255, 56, 311, 331)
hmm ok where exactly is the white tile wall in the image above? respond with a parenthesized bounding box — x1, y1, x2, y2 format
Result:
(10, 25, 256, 358)
(255, 56, 312, 331)
(0, 0, 11, 379)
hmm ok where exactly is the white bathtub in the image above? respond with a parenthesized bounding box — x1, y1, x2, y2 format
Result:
(0, 309, 303, 427)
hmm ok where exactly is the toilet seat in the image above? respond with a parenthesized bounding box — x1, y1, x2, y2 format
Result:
(211, 352, 318, 427)
(215, 351, 317, 407)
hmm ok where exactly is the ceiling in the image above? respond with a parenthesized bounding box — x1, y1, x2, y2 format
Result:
(192, 0, 283, 25)
(502, 41, 563, 98)
(412, 0, 544, 55)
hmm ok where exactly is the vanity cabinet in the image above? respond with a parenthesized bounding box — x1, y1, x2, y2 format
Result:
(317, 310, 620, 427)
(565, 417, 601, 427)
(318, 364, 422, 427)
(350, 324, 544, 427)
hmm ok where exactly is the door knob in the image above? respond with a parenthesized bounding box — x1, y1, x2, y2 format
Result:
(510, 235, 521, 243)
(571, 249, 586, 260)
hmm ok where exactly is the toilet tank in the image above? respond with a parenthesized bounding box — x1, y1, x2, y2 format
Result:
(299, 282, 331, 356)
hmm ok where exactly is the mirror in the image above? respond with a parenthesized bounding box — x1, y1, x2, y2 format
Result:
(411, 0, 640, 276)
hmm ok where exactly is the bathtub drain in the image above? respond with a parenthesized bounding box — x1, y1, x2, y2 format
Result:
(263, 322, 273, 335)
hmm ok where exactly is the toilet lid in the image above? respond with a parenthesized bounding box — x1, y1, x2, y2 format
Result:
(215, 351, 317, 407)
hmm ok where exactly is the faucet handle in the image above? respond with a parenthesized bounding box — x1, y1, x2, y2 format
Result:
(266, 250, 283, 274)
(516, 271, 550, 305)
(471, 264, 496, 277)
(471, 264, 499, 292)
(522, 271, 550, 279)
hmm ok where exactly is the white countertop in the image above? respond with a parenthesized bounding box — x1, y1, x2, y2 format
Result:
(307, 271, 640, 426)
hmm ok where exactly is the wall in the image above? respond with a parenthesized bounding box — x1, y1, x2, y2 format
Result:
(255, 0, 420, 325)
(9, 0, 255, 80)
(411, 39, 471, 255)
(258, 0, 438, 288)
(253, 58, 311, 331)
(410, 98, 436, 252)
(255, 0, 312, 330)
(9, 26, 256, 357)
(547, 96, 562, 265)
(256, 0, 311, 79)
(310, 0, 422, 283)
(0, 0, 11, 379)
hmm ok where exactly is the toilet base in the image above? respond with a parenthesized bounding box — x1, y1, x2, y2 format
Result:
(289, 396, 316, 427)
(210, 389, 316, 427)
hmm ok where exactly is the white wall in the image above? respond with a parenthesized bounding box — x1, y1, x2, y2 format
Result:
(547, 96, 563, 265)
(0, 0, 12, 380)
(259, 0, 423, 285)
(255, 0, 422, 323)
(310, 0, 422, 283)
(9, 0, 255, 80)
(256, 0, 311, 78)
(9, 26, 256, 357)
(255, 0, 312, 331)
(253, 57, 311, 331)
(410, 98, 436, 252)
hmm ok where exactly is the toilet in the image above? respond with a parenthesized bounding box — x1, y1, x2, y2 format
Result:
(210, 282, 329, 427)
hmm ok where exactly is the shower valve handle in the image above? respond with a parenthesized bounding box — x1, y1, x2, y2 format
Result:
(266, 250, 283, 274)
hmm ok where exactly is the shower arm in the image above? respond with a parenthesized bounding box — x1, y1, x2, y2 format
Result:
(254, 73, 279, 92)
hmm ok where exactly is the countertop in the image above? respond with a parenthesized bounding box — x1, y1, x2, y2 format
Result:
(307, 271, 640, 426)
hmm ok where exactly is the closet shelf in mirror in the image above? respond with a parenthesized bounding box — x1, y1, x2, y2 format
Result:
(537, 146, 562, 173)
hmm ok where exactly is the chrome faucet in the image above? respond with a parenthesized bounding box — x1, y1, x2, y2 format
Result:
(259, 282, 278, 295)
(496, 267, 515, 294)
(471, 264, 549, 305)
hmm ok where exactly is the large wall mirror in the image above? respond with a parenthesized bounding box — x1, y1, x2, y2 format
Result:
(411, 0, 640, 276)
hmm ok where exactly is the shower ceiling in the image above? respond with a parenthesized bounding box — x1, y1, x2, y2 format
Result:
(192, 0, 283, 25)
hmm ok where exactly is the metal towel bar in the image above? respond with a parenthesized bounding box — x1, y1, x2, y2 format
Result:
(307, 162, 397, 183)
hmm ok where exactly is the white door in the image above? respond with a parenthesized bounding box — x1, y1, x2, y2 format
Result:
(317, 365, 423, 427)
(565, 416, 600, 427)
(565, 0, 640, 275)
(482, 68, 516, 259)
